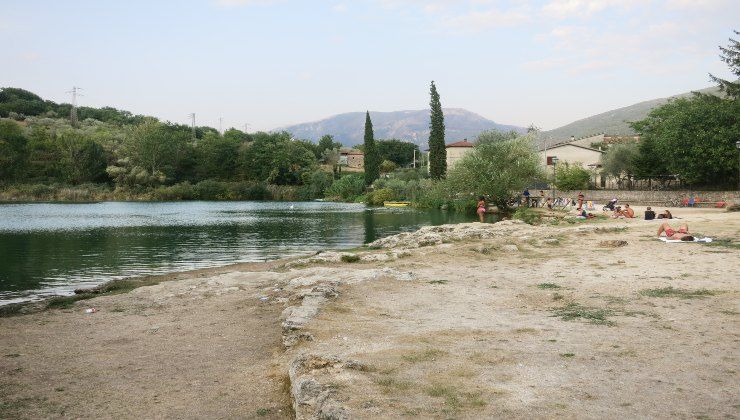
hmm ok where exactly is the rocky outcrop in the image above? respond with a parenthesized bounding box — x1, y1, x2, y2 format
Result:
(289, 354, 370, 419)
(280, 267, 415, 348)
(368, 220, 544, 249)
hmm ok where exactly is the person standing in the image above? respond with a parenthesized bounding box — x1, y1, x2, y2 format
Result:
(477, 196, 486, 222)
(577, 192, 585, 211)
(523, 188, 531, 207)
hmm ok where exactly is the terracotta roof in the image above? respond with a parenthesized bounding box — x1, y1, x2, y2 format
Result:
(445, 139, 475, 148)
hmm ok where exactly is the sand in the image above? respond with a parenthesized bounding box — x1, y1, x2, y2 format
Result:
(1, 207, 738, 419)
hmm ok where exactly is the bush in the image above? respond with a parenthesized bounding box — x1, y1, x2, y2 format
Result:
(367, 188, 396, 205)
(324, 173, 365, 201)
(152, 182, 196, 200)
(414, 179, 449, 208)
(450, 198, 477, 214)
(195, 180, 229, 200)
(304, 169, 334, 199)
(229, 182, 272, 200)
(554, 163, 592, 191)
(513, 206, 539, 225)
(267, 185, 300, 201)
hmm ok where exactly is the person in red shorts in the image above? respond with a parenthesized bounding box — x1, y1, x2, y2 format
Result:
(657, 222, 694, 241)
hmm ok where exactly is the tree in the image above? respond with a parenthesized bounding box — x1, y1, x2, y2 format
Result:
(363, 111, 380, 186)
(240, 131, 317, 185)
(58, 131, 109, 184)
(379, 159, 397, 174)
(428, 81, 446, 179)
(709, 30, 740, 99)
(629, 95, 739, 187)
(601, 142, 639, 189)
(0, 88, 48, 117)
(195, 132, 241, 181)
(632, 134, 669, 183)
(475, 130, 519, 145)
(223, 128, 251, 143)
(376, 139, 419, 166)
(553, 163, 591, 191)
(444, 134, 543, 211)
(107, 121, 189, 188)
(317, 134, 342, 160)
(0, 119, 27, 180)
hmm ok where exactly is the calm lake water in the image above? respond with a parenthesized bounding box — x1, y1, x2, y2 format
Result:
(0, 201, 479, 305)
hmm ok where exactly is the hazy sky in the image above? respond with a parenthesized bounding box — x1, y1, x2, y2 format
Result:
(2, 0, 738, 132)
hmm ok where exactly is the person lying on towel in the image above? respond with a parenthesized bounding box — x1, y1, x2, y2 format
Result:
(657, 222, 694, 241)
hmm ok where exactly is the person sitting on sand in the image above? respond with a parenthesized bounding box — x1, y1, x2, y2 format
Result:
(657, 222, 694, 241)
(623, 203, 635, 218)
(657, 209, 673, 219)
(477, 196, 486, 222)
(644, 207, 656, 220)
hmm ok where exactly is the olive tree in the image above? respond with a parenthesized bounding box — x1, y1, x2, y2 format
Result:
(444, 134, 543, 211)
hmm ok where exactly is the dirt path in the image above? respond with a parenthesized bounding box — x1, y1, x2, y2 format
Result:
(0, 268, 293, 419)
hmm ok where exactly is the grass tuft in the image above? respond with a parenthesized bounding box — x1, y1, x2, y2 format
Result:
(340, 254, 361, 263)
(428, 280, 448, 285)
(537, 283, 561, 289)
(639, 286, 718, 299)
(551, 302, 614, 326)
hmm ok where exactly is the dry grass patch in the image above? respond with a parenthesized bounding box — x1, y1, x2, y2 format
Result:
(401, 348, 447, 363)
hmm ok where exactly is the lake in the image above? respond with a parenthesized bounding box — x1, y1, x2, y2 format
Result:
(0, 201, 480, 305)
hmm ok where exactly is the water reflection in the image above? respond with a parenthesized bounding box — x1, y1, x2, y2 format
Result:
(0, 201, 478, 305)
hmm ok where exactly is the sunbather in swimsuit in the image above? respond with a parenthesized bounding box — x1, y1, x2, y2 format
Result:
(657, 223, 693, 240)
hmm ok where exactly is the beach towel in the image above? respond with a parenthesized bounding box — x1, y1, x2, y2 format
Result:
(658, 237, 713, 243)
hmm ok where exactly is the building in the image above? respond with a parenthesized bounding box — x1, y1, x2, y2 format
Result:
(339, 149, 364, 169)
(539, 143, 604, 170)
(444, 139, 475, 169)
(540, 139, 606, 187)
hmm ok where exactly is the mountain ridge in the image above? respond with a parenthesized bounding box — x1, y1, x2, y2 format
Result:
(539, 85, 722, 142)
(275, 108, 526, 148)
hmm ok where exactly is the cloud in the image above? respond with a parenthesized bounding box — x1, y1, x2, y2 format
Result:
(541, 0, 643, 19)
(443, 6, 531, 31)
(215, 0, 281, 7)
(20, 52, 40, 61)
(332, 3, 348, 12)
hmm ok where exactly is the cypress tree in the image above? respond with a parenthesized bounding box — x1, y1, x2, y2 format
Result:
(428, 81, 446, 179)
(363, 111, 380, 186)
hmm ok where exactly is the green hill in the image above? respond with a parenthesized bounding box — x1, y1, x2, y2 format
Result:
(540, 85, 722, 142)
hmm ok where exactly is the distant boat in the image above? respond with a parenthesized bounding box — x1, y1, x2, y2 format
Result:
(383, 201, 411, 207)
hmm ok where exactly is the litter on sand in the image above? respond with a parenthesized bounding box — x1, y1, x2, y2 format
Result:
(658, 237, 713, 243)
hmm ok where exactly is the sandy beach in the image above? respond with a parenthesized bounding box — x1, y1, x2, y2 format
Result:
(1, 207, 738, 419)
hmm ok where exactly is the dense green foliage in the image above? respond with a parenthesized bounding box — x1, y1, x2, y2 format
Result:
(376, 139, 419, 166)
(600, 143, 639, 189)
(0, 87, 364, 201)
(629, 94, 739, 187)
(363, 112, 380, 186)
(0, 87, 147, 125)
(475, 129, 519, 145)
(428, 81, 446, 179)
(553, 163, 592, 191)
(325, 173, 365, 201)
(444, 134, 543, 210)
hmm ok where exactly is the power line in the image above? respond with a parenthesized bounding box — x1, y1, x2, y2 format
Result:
(188, 113, 196, 140)
(66, 86, 82, 126)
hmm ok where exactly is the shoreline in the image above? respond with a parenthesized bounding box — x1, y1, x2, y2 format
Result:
(1, 208, 737, 418)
